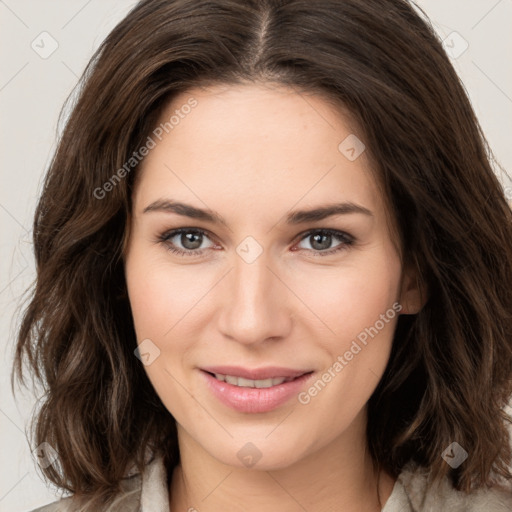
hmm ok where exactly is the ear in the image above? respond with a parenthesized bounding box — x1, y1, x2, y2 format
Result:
(399, 264, 427, 315)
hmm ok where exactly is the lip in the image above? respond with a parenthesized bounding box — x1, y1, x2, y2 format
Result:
(200, 367, 314, 413)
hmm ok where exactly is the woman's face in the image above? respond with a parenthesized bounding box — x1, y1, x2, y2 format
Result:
(124, 83, 419, 470)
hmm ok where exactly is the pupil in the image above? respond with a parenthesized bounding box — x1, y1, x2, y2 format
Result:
(182, 232, 202, 250)
(311, 233, 331, 250)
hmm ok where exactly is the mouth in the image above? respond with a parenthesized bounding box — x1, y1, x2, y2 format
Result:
(199, 366, 314, 413)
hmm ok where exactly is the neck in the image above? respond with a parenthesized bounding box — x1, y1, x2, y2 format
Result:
(169, 411, 396, 512)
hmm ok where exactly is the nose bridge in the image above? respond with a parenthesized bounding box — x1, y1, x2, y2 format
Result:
(218, 247, 291, 344)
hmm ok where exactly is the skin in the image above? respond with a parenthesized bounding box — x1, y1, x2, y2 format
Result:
(124, 82, 423, 512)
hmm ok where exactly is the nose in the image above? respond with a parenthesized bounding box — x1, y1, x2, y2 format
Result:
(217, 250, 293, 346)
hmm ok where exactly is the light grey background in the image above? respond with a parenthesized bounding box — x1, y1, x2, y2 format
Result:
(1, 1, 511, 510)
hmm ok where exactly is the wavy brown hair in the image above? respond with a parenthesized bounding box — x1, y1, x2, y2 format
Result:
(12, 0, 512, 509)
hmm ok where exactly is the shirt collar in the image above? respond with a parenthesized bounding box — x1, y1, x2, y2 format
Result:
(140, 453, 170, 511)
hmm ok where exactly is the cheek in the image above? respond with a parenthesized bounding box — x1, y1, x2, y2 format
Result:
(295, 250, 401, 418)
(291, 249, 401, 344)
(124, 249, 202, 414)
(125, 244, 210, 340)
(292, 247, 401, 409)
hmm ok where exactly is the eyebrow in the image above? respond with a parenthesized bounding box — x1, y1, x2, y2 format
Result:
(142, 199, 373, 224)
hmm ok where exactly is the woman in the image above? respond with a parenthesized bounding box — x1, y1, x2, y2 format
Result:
(12, 0, 512, 510)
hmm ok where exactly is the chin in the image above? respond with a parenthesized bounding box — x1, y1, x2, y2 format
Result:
(202, 435, 311, 471)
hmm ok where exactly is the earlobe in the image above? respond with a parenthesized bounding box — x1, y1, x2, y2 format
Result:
(399, 266, 427, 315)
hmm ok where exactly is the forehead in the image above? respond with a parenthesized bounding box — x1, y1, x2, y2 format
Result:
(134, 83, 384, 226)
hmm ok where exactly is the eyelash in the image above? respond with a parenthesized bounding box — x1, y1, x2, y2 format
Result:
(157, 228, 355, 258)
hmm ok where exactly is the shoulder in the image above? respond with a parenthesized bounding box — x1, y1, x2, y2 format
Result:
(28, 495, 80, 512)
(396, 463, 512, 512)
(27, 450, 166, 512)
(27, 470, 144, 512)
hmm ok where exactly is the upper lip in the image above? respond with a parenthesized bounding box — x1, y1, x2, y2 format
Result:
(201, 366, 312, 380)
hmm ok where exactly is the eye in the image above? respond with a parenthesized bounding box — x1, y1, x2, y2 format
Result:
(158, 228, 216, 257)
(294, 229, 354, 256)
(158, 227, 355, 258)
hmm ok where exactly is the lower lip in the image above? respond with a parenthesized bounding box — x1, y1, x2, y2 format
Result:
(201, 370, 313, 413)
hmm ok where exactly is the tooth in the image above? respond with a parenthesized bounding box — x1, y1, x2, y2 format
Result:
(237, 377, 256, 388)
(225, 375, 238, 385)
(216, 374, 293, 388)
(254, 378, 274, 388)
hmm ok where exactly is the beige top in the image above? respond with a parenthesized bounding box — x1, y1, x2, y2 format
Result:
(31, 453, 512, 511)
